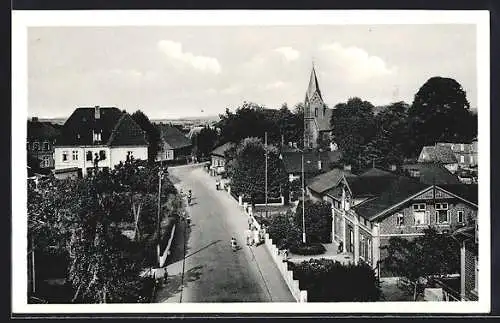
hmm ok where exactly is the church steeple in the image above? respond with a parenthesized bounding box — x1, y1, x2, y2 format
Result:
(305, 64, 323, 103)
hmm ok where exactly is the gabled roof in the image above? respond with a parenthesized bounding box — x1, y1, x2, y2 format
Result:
(157, 124, 192, 150)
(211, 142, 236, 157)
(353, 177, 430, 221)
(307, 168, 355, 194)
(419, 145, 458, 164)
(438, 184, 478, 205)
(186, 126, 205, 140)
(55, 107, 147, 147)
(359, 168, 394, 177)
(402, 163, 460, 185)
(27, 121, 61, 141)
(305, 66, 323, 102)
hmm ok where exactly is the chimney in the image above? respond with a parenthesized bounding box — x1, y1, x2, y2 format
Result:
(344, 164, 352, 171)
(31, 117, 38, 122)
(95, 106, 101, 119)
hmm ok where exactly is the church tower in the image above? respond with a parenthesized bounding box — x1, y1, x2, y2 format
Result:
(304, 64, 331, 149)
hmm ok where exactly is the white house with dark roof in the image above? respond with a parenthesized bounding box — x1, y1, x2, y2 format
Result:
(54, 106, 148, 177)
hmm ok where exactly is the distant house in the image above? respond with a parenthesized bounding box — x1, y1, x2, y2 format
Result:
(402, 163, 461, 185)
(436, 142, 478, 168)
(210, 142, 235, 176)
(281, 150, 342, 182)
(418, 144, 459, 173)
(156, 123, 192, 163)
(306, 168, 356, 202)
(453, 221, 478, 301)
(27, 117, 61, 171)
(322, 167, 478, 277)
(54, 106, 148, 178)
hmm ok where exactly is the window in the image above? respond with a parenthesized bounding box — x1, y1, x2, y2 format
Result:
(323, 107, 326, 116)
(360, 235, 365, 260)
(470, 155, 474, 164)
(93, 131, 102, 143)
(413, 203, 427, 225)
(314, 108, 318, 117)
(457, 210, 464, 223)
(33, 142, 39, 151)
(435, 203, 449, 224)
(86, 151, 93, 161)
(62, 151, 68, 162)
(460, 155, 465, 163)
(72, 150, 79, 161)
(396, 213, 404, 226)
(42, 156, 50, 167)
(461, 144, 464, 151)
(99, 150, 106, 160)
(43, 142, 50, 151)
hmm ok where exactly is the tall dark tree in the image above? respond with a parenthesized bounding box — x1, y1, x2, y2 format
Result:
(361, 101, 409, 169)
(131, 110, 161, 164)
(192, 126, 218, 159)
(330, 97, 376, 171)
(407, 77, 477, 156)
(294, 200, 333, 243)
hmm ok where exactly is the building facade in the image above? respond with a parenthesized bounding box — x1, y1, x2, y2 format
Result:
(156, 123, 192, 163)
(303, 66, 334, 149)
(54, 106, 148, 177)
(322, 171, 478, 277)
(27, 118, 61, 170)
(210, 142, 235, 176)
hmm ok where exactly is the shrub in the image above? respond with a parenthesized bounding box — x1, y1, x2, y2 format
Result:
(290, 258, 381, 302)
(289, 242, 326, 255)
(266, 212, 302, 250)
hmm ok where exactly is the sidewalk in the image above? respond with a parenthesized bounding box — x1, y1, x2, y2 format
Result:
(192, 167, 295, 302)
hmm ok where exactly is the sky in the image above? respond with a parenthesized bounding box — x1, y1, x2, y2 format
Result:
(28, 24, 477, 119)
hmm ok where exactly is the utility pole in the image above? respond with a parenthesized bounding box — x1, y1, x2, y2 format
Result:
(265, 132, 268, 217)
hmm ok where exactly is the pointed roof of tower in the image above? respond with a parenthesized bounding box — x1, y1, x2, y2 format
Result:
(305, 65, 323, 102)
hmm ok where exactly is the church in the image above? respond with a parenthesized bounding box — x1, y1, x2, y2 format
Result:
(303, 65, 335, 150)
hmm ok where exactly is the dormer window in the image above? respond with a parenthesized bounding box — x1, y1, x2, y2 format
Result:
(93, 130, 102, 143)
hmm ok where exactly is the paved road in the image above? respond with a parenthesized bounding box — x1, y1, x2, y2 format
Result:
(154, 164, 294, 303)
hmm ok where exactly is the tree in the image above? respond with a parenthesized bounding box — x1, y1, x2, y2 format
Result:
(383, 227, 461, 300)
(294, 200, 333, 243)
(360, 101, 410, 169)
(266, 211, 302, 250)
(131, 110, 161, 164)
(330, 97, 376, 171)
(193, 126, 218, 159)
(407, 77, 477, 156)
(229, 137, 287, 204)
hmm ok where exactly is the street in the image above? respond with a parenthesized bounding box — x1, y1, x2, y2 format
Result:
(154, 164, 294, 303)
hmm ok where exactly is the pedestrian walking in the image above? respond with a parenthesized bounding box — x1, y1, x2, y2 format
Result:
(253, 228, 260, 245)
(245, 229, 252, 246)
(247, 216, 253, 230)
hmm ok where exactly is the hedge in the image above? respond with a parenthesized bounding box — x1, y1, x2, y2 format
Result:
(289, 242, 326, 255)
(289, 258, 381, 302)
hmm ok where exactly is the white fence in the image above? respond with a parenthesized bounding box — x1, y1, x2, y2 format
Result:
(263, 234, 308, 302)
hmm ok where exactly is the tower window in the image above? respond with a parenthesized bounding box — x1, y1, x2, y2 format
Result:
(315, 108, 318, 117)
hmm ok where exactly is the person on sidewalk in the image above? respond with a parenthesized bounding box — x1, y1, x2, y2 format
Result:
(247, 216, 253, 230)
(245, 229, 252, 246)
(253, 227, 260, 246)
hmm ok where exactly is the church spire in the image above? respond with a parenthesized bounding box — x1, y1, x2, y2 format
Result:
(305, 63, 323, 102)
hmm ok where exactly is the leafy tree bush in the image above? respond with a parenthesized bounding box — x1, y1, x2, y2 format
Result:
(230, 137, 287, 203)
(131, 110, 161, 164)
(266, 211, 302, 250)
(289, 258, 381, 302)
(294, 200, 332, 243)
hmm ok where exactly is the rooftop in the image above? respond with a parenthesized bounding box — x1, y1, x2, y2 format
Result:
(157, 124, 192, 150)
(307, 168, 355, 194)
